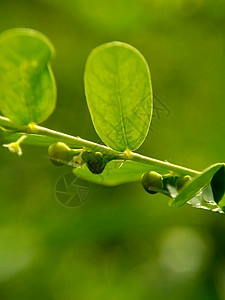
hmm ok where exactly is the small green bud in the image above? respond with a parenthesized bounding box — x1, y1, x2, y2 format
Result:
(81, 149, 92, 163)
(141, 171, 163, 194)
(86, 152, 106, 174)
(175, 175, 192, 191)
(48, 142, 71, 166)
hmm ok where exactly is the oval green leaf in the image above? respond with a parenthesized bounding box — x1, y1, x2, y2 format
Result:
(0, 28, 56, 125)
(170, 163, 225, 208)
(84, 41, 152, 151)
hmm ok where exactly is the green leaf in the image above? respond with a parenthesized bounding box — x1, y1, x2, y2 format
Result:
(73, 160, 167, 186)
(84, 41, 152, 151)
(187, 185, 224, 214)
(218, 194, 225, 213)
(211, 165, 225, 204)
(0, 28, 56, 125)
(170, 163, 225, 208)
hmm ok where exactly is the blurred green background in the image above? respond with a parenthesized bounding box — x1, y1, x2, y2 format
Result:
(0, 0, 225, 299)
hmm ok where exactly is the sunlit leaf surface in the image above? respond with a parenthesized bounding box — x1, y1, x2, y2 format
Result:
(84, 41, 152, 151)
(0, 28, 56, 125)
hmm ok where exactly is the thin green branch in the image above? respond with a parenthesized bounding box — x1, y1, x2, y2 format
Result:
(0, 115, 200, 177)
(34, 124, 121, 157)
(131, 153, 200, 177)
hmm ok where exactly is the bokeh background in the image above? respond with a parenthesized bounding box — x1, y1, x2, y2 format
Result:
(0, 0, 225, 299)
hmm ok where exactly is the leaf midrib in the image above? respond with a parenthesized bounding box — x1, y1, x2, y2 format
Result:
(115, 74, 128, 150)
(21, 59, 34, 122)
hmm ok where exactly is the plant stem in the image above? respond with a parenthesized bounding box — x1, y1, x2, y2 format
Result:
(0, 116, 200, 177)
(131, 153, 200, 177)
(35, 124, 121, 157)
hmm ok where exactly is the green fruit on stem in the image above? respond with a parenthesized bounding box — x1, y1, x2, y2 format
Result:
(48, 142, 71, 166)
(175, 175, 192, 191)
(86, 152, 106, 174)
(141, 171, 163, 194)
